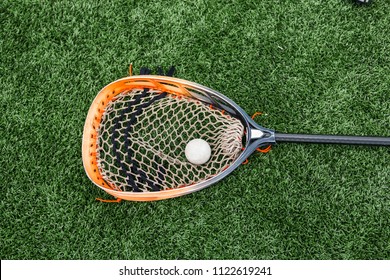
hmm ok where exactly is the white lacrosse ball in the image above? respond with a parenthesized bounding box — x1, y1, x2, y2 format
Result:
(185, 139, 211, 165)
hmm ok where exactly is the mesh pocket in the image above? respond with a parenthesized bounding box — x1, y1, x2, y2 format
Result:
(96, 89, 244, 192)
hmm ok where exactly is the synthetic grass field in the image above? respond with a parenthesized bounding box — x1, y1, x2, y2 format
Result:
(1, 0, 389, 260)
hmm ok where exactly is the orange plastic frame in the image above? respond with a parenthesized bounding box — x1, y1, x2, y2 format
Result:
(82, 75, 211, 201)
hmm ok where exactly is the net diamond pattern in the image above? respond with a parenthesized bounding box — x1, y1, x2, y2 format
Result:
(96, 89, 244, 192)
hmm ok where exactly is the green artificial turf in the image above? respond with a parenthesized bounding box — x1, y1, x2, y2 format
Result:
(1, 0, 389, 260)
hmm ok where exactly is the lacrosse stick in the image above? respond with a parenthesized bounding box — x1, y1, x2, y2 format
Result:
(82, 68, 389, 201)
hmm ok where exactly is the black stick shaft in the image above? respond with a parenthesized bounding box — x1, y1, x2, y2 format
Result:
(275, 133, 390, 146)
